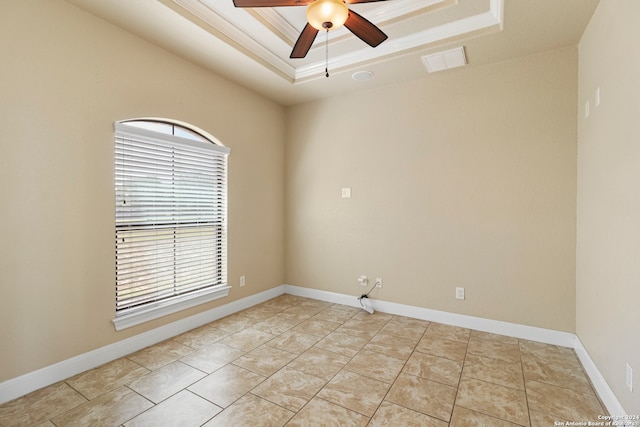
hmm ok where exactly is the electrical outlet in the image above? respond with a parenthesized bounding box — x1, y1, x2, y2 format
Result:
(358, 275, 368, 287)
(240, 275, 246, 287)
(455, 287, 465, 300)
(375, 278, 383, 288)
(626, 363, 633, 392)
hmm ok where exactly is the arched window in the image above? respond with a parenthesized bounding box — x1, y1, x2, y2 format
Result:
(112, 119, 230, 330)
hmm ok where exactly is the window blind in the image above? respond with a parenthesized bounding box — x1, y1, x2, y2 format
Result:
(114, 122, 230, 316)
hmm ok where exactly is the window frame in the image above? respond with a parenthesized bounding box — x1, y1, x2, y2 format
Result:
(112, 120, 231, 331)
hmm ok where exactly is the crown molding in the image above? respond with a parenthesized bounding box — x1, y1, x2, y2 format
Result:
(172, 0, 296, 80)
(171, 0, 504, 83)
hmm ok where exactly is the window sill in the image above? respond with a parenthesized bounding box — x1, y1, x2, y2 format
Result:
(112, 285, 231, 331)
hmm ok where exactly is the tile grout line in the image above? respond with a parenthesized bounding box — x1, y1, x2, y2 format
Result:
(519, 338, 534, 427)
(351, 313, 402, 424)
(369, 320, 436, 424)
(456, 334, 532, 426)
(447, 325, 471, 425)
(307, 312, 391, 422)
(4, 296, 604, 426)
(286, 303, 370, 423)
(226, 301, 361, 424)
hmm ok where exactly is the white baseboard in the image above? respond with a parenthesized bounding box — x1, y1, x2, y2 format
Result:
(0, 285, 285, 405)
(284, 284, 575, 347)
(574, 336, 627, 416)
(284, 284, 625, 416)
(1, 283, 625, 418)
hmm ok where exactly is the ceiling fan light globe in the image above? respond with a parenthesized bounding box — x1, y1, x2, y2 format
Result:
(306, 0, 348, 31)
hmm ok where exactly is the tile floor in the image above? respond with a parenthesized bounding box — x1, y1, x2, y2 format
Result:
(0, 295, 609, 426)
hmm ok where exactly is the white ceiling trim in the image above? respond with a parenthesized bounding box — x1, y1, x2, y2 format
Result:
(172, 0, 297, 80)
(295, 0, 504, 81)
(353, 0, 452, 21)
(251, 8, 301, 43)
(171, 0, 504, 84)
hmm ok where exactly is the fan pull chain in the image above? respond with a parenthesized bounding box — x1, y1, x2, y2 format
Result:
(325, 28, 329, 78)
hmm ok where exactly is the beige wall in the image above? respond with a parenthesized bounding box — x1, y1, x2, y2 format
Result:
(8, 1, 636, 414)
(285, 47, 578, 332)
(577, 0, 640, 414)
(0, 1, 285, 382)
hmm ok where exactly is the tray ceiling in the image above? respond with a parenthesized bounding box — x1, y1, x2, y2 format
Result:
(64, 0, 600, 106)
(171, 0, 502, 82)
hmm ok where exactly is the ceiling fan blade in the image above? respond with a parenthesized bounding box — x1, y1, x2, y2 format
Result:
(290, 23, 319, 58)
(344, 9, 388, 47)
(233, 0, 309, 7)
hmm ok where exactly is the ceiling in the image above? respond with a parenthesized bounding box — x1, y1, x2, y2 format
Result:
(64, 0, 600, 106)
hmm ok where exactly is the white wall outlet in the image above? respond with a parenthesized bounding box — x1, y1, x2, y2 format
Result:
(240, 275, 246, 287)
(341, 187, 352, 198)
(375, 278, 383, 288)
(626, 363, 633, 392)
(455, 287, 465, 300)
(358, 275, 368, 286)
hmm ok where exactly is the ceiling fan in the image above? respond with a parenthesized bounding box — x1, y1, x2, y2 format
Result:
(232, 0, 389, 59)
